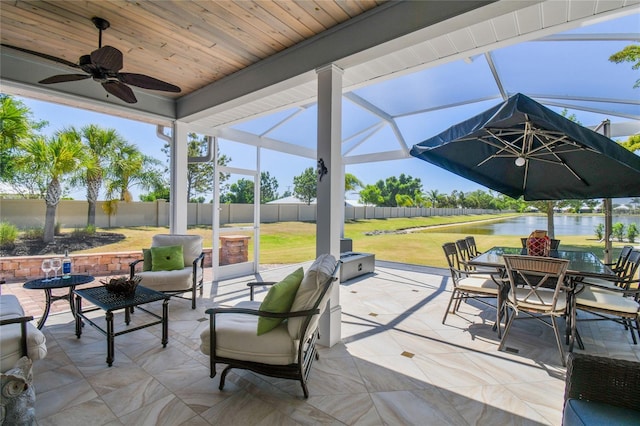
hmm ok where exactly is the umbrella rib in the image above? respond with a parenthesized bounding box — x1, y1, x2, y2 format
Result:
(475, 130, 524, 167)
(531, 132, 587, 183)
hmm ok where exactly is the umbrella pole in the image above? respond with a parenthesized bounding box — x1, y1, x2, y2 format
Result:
(601, 120, 613, 265)
(604, 198, 613, 264)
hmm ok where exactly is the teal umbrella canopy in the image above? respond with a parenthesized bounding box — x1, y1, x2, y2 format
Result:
(410, 93, 640, 201)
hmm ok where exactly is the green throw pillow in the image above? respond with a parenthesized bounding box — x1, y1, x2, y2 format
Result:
(142, 248, 152, 271)
(150, 245, 184, 272)
(257, 267, 304, 336)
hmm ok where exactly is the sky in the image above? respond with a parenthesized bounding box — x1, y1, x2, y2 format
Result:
(18, 96, 488, 201)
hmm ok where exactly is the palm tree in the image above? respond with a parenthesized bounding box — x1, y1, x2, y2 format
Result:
(0, 95, 44, 182)
(17, 130, 85, 242)
(427, 189, 440, 208)
(345, 173, 363, 193)
(105, 142, 162, 202)
(75, 125, 124, 227)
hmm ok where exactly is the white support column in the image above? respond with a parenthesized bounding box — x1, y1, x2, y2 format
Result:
(316, 64, 344, 347)
(170, 121, 189, 234)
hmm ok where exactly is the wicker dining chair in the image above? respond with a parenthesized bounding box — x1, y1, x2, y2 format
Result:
(499, 255, 570, 365)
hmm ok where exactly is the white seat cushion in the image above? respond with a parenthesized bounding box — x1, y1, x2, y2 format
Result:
(582, 277, 622, 291)
(200, 301, 297, 365)
(509, 288, 566, 312)
(0, 295, 47, 372)
(457, 277, 500, 295)
(136, 267, 201, 292)
(576, 288, 639, 314)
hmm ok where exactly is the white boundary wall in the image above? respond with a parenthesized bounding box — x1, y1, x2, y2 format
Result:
(0, 198, 500, 229)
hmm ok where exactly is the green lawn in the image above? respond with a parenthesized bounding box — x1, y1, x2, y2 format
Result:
(74, 213, 626, 269)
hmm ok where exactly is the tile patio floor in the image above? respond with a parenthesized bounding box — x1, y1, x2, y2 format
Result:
(3, 260, 640, 425)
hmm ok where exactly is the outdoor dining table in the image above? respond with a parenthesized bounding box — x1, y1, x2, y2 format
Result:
(468, 246, 616, 350)
(468, 247, 615, 279)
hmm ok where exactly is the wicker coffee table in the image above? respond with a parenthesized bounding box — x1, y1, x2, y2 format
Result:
(74, 285, 169, 366)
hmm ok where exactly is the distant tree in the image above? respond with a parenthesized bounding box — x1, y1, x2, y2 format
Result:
(345, 173, 363, 193)
(426, 189, 440, 208)
(531, 201, 559, 239)
(139, 182, 170, 202)
(395, 194, 414, 207)
(293, 167, 317, 205)
(620, 135, 640, 153)
(260, 171, 279, 203)
(609, 44, 640, 88)
(359, 185, 384, 206)
(219, 172, 279, 204)
(565, 199, 584, 213)
(160, 133, 230, 203)
(222, 178, 254, 204)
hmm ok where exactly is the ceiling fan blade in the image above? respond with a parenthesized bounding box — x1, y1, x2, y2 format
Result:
(118, 73, 181, 93)
(102, 81, 137, 103)
(39, 74, 90, 84)
(1, 44, 80, 69)
(91, 46, 123, 71)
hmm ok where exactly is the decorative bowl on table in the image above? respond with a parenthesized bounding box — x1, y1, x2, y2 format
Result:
(101, 276, 142, 297)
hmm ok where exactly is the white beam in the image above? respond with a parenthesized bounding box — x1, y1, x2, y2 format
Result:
(171, 122, 189, 234)
(316, 63, 343, 347)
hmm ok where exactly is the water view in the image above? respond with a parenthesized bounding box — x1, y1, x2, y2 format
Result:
(435, 215, 640, 236)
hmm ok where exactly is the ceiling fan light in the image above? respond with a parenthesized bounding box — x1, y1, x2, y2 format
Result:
(515, 157, 526, 167)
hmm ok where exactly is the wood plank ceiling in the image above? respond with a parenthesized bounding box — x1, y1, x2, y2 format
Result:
(0, 0, 386, 98)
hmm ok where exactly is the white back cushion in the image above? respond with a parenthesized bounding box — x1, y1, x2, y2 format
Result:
(152, 234, 203, 266)
(287, 254, 337, 340)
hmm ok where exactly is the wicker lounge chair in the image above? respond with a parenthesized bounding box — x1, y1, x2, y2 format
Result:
(563, 353, 640, 425)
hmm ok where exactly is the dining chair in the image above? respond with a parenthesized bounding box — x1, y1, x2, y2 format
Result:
(498, 255, 570, 366)
(455, 239, 473, 263)
(550, 239, 561, 250)
(605, 245, 634, 275)
(465, 236, 482, 256)
(573, 250, 640, 345)
(442, 242, 504, 336)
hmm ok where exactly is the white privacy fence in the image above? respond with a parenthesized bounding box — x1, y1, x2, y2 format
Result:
(0, 198, 500, 229)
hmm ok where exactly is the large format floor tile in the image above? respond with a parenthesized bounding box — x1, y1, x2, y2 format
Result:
(5, 260, 639, 425)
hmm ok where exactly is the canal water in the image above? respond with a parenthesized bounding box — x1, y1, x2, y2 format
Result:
(434, 215, 640, 236)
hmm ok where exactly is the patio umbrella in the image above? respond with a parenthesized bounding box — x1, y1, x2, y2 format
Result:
(410, 93, 640, 263)
(410, 93, 640, 201)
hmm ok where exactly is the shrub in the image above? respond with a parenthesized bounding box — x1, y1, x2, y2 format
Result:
(612, 222, 626, 242)
(0, 222, 19, 246)
(71, 225, 97, 238)
(594, 223, 604, 240)
(628, 223, 638, 243)
(22, 227, 44, 240)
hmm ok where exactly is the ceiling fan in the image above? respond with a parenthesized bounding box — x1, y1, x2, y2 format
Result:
(1, 17, 181, 104)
